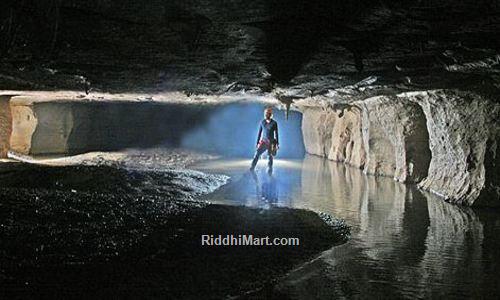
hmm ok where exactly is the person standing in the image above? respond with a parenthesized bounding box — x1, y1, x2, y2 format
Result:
(250, 107, 279, 174)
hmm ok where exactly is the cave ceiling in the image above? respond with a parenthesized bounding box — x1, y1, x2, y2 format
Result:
(0, 0, 499, 101)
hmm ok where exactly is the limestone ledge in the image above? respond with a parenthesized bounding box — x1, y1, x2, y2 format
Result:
(298, 90, 500, 207)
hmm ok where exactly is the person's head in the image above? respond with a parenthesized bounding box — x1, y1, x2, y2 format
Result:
(264, 107, 273, 120)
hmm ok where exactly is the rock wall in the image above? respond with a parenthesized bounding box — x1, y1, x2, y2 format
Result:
(0, 96, 13, 158)
(301, 106, 366, 169)
(299, 90, 500, 206)
(359, 96, 431, 182)
(328, 107, 366, 169)
(6, 97, 213, 156)
(301, 108, 336, 157)
(30, 103, 74, 154)
(10, 99, 37, 155)
(300, 96, 430, 183)
(406, 90, 500, 206)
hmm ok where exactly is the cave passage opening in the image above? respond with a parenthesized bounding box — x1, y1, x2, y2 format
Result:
(8, 100, 306, 161)
(180, 102, 305, 159)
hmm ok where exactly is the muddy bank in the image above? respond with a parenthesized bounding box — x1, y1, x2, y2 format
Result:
(0, 163, 348, 299)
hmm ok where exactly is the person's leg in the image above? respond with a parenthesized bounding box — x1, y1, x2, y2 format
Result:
(250, 145, 266, 170)
(267, 147, 273, 174)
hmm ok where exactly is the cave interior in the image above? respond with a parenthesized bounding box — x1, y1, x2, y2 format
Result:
(1, 0, 500, 299)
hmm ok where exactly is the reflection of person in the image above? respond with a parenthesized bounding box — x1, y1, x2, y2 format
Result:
(262, 176, 278, 203)
(248, 168, 279, 206)
(250, 107, 279, 174)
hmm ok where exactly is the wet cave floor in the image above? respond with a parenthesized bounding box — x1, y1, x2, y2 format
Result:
(0, 153, 348, 299)
(2, 151, 500, 299)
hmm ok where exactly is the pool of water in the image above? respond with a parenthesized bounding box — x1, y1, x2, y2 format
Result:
(192, 155, 500, 299)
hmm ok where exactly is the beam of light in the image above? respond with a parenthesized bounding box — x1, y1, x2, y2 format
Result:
(180, 102, 305, 159)
(192, 158, 304, 172)
(191, 157, 306, 210)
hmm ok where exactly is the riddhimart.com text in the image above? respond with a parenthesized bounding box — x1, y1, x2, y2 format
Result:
(201, 234, 300, 246)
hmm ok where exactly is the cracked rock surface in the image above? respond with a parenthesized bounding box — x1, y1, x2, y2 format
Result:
(0, 1, 498, 97)
(298, 89, 500, 206)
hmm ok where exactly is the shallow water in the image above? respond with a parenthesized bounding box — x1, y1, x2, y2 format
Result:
(1, 160, 350, 299)
(192, 155, 500, 299)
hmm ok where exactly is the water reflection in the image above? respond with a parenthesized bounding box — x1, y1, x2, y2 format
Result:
(193, 155, 500, 299)
(250, 171, 279, 204)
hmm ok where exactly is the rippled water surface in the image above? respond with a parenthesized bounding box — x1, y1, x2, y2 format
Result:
(192, 155, 500, 299)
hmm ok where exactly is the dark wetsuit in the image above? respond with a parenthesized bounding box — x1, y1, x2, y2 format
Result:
(250, 119, 279, 172)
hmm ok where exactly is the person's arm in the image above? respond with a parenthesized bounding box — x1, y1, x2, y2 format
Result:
(256, 122, 262, 146)
(275, 121, 279, 145)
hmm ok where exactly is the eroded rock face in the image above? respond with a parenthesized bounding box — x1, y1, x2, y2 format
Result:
(359, 96, 431, 182)
(300, 96, 431, 183)
(0, 96, 12, 158)
(299, 90, 500, 206)
(301, 106, 366, 169)
(7, 97, 213, 156)
(9, 99, 37, 155)
(328, 107, 366, 168)
(406, 90, 500, 206)
(301, 108, 336, 157)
